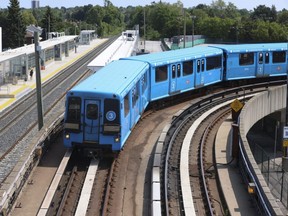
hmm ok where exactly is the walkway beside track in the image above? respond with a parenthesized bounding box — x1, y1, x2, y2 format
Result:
(215, 117, 258, 215)
(215, 85, 288, 215)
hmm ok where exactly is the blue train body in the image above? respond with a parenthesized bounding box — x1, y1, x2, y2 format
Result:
(123, 46, 223, 101)
(210, 43, 288, 80)
(64, 43, 287, 151)
(64, 60, 149, 151)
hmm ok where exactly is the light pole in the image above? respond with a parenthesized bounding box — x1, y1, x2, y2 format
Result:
(283, 37, 288, 170)
(285, 37, 288, 156)
(183, 10, 186, 48)
(191, 15, 196, 47)
(144, 7, 146, 52)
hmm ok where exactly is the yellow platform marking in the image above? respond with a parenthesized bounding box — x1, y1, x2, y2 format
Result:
(0, 39, 107, 111)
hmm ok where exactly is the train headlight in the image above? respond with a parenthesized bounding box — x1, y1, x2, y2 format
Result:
(114, 137, 120, 143)
(65, 133, 70, 139)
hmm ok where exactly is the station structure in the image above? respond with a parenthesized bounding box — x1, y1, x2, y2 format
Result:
(0, 30, 96, 86)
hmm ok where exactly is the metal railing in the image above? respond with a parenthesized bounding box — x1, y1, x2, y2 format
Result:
(250, 141, 288, 209)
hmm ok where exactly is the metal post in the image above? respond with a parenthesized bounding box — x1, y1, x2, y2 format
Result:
(191, 15, 196, 47)
(283, 40, 288, 170)
(144, 8, 146, 52)
(34, 31, 44, 130)
(183, 10, 186, 48)
(286, 64, 288, 156)
(281, 170, 284, 202)
(274, 121, 279, 169)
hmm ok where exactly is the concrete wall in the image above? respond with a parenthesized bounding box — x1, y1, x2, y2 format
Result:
(240, 85, 286, 135)
(239, 85, 286, 215)
(0, 27, 2, 53)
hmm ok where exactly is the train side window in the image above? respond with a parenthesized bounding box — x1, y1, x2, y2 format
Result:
(124, 94, 129, 117)
(172, 65, 176, 78)
(206, 55, 222, 70)
(155, 65, 168, 82)
(183, 61, 193, 76)
(272, 51, 286, 63)
(132, 82, 139, 107)
(177, 64, 181, 77)
(197, 60, 200, 73)
(142, 73, 147, 91)
(86, 104, 98, 120)
(201, 59, 205, 72)
(239, 52, 254, 65)
(265, 53, 269, 63)
(67, 97, 81, 123)
(259, 53, 263, 64)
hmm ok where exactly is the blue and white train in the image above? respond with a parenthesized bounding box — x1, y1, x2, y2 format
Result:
(63, 43, 288, 151)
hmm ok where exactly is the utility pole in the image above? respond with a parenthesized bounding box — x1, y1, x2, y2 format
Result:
(283, 39, 288, 170)
(191, 15, 196, 47)
(183, 10, 186, 48)
(34, 31, 44, 130)
(144, 7, 146, 52)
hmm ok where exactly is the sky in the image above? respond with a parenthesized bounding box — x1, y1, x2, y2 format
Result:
(1, 0, 287, 11)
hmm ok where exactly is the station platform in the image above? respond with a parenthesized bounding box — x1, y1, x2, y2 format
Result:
(215, 117, 287, 215)
(0, 38, 107, 113)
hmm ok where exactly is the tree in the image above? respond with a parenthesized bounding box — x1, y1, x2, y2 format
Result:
(148, 2, 180, 38)
(4, 0, 26, 49)
(22, 10, 37, 26)
(40, 6, 56, 40)
(225, 3, 240, 19)
(102, 3, 124, 35)
(251, 5, 277, 22)
(277, 10, 288, 25)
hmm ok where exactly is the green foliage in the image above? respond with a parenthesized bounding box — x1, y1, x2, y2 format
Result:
(40, 6, 57, 40)
(4, 0, 26, 49)
(251, 5, 277, 22)
(22, 10, 37, 26)
(278, 10, 288, 25)
(1, 0, 288, 50)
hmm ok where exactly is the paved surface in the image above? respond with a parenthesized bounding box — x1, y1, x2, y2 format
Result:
(215, 117, 258, 215)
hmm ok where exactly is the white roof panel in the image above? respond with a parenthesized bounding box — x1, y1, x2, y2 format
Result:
(0, 35, 77, 62)
(87, 34, 137, 71)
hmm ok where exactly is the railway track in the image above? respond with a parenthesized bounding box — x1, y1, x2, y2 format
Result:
(162, 94, 235, 215)
(159, 82, 284, 215)
(46, 151, 91, 216)
(192, 106, 231, 215)
(8, 79, 286, 215)
(0, 36, 118, 215)
(0, 36, 118, 182)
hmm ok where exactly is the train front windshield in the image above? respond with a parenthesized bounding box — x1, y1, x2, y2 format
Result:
(65, 96, 81, 131)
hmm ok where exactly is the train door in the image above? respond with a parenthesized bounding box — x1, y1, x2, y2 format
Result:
(169, 64, 181, 94)
(195, 59, 205, 87)
(83, 100, 100, 142)
(256, 52, 264, 77)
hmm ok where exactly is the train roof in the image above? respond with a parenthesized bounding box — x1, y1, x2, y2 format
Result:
(209, 43, 288, 53)
(122, 46, 222, 66)
(71, 60, 148, 95)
